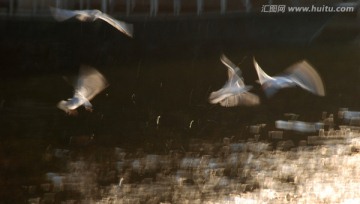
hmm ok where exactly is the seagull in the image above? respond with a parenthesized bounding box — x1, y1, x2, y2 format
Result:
(253, 58, 325, 97)
(50, 7, 133, 38)
(209, 54, 260, 107)
(57, 65, 109, 115)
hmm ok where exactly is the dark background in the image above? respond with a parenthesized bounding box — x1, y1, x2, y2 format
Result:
(0, 11, 358, 139)
(0, 10, 358, 202)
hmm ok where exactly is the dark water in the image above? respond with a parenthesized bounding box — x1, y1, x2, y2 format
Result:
(0, 13, 359, 202)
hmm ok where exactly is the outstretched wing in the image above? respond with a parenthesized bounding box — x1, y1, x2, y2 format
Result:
(75, 65, 109, 102)
(209, 90, 234, 104)
(253, 57, 275, 85)
(50, 7, 85, 21)
(220, 54, 242, 79)
(220, 54, 248, 89)
(96, 13, 134, 38)
(219, 92, 260, 107)
(286, 60, 325, 96)
(209, 85, 252, 105)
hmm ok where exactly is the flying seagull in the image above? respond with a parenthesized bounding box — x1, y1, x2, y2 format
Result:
(253, 58, 325, 97)
(209, 54, 260, 107)
(57, 65, 109, 115)
(50, 7, 133, 38)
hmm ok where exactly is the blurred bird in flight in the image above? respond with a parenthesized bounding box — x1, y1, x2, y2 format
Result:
(57, 65, 109, 115)
(253, 58, 325, 97)
(209, 54, 260, 107)
(50, 7, 133, 38)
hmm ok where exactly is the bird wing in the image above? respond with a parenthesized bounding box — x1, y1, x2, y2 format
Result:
(235, 78, 246, 88)
(220, 54, 242, 80)
(220, 54, 248, 89)
(50, 7, 87, 21)
(95, 12, 134, 38)
(208, 88, 234, 104)
(210, 54, 251, 104)
(75, 65, 109, 102)
(231, 83, 252, 93)
(209, 84, 252, 104)
(253, 57, 275, 85)
(50, 7, 133, 38)
(286, 60, 325, 96)
(219, 92, 260, 107)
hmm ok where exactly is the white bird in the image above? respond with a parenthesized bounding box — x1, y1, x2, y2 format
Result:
(209, 54, 260, 107)
(57, 65, 109, 115)
(50, 7, 133, 38)
(253, 58, 325, 97)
